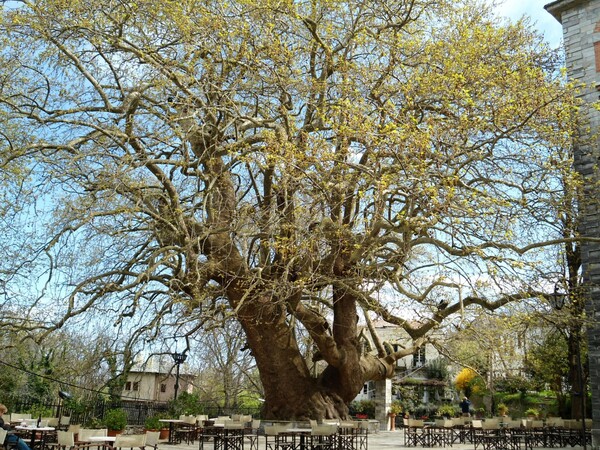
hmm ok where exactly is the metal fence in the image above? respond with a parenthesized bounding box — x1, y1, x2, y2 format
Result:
(2, 395, 261, 426)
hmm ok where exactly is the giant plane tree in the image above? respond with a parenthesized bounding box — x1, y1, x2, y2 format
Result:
(0, 0, 579, 418)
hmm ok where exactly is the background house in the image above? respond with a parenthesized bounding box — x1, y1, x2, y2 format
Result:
(122, 355, 195, 402)
(354, 320, 452, 412)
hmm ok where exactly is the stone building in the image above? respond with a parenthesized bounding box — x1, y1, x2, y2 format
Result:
(545, 1, 600, 447)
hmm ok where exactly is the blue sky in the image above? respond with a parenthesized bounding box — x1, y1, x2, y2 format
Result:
(491, 0, 563, 48)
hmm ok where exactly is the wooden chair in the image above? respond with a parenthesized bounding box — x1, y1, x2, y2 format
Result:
(264, 425, 295, 450)
(173, 415, 197, 444)
(310, 424, 337, 450)
(110, 434, 146, 450)
(405, 419, 427, 447)
(10, 414, 32, 424)
(220, 423, 244, 450)
(46, 418, 60, 428)
(244, 419, 260, 450)
(59, 417, 71, 431)
(47, 430, 92, 450)
(1, 428, 18, 450)
(145, 431, 160, 450)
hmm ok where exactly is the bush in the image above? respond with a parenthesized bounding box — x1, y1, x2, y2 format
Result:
(436, 404, 457, 418)
(524, 408, 539, 418)
(26, 405, 54, 418)
(145, 415, 166, 430)
(349, 400, 376, 418)
(390, 401, 403, 415)
(497, 403, 509, 416)
(103, 408, 127, 430)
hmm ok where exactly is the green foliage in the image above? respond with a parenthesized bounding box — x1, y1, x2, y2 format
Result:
(145, 415, 167, 430)
(169, 391, 205, 416)
(25, 352, 55, 402)
(393, 385, 420, 415)
(436, 404, 457, 418)
(494, 390, 558, 418)
(85, 417, 104, 428)
(64, 397, 86, 416)
(496, 403, 509, 416)
(425, 358, 449, 381)
(26, 405, 54, 418)
(524, 408, 539, 418)
(493, 376, 535, 394)
(349, 400, 375, 418)
(389, 401, 403, 415)
(102, 408, 127, 430)
(524, 330, 569, 393)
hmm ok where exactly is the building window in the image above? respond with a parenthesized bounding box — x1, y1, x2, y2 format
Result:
(412, 347, 426, 367)
(363, 384, 368, 394)
(160, 384, 167, 393)
(125, 381, 131, 391)
(132, 382, 139, 391)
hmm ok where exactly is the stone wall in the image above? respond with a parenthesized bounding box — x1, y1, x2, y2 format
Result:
(545, 0, 600, 448)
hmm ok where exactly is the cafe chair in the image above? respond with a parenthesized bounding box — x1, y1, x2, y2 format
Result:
(47, 430, 93, 450)
(59, 417, 72, 431)
(45, 418, 60, 428)
(10, 414, 32, 424)
(173, 416, 197, 444)
(310, 424, 337, 450)
(404, 419, 427, 447)
(354, 421, 369, 450)
(244, 420, 260, 450)
(199, 422, 221, 450)
(0, 428, 18, 450)
(110, 434, 147, 450)
(264, 425, 295, 450)
(76, 429, 94, 443)
(145, 431, 160, 450)
(220, 423, 244, 450)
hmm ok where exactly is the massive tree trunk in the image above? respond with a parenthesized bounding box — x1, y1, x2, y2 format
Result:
(225, 256, 388, 419)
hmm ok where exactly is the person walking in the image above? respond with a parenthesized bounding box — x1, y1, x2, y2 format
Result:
(459, 397, 471, 417)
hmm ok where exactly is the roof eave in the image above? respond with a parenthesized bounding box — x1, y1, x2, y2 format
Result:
(544, 0, 589, 24)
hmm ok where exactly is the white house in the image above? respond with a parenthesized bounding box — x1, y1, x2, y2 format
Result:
(354, 320, 446, 404)
(122, 355, 195, 402)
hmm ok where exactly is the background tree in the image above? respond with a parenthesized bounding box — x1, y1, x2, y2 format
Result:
(0, 0, 580, 419)
(525, 329, 570, 416)
(194, 321, 262, 410)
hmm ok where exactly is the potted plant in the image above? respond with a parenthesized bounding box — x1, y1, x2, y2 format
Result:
(497, 403, 509, 417)
(103, 408, 128, 436)
(145, 415, 169, 440)
(350, 400, 375, 420)
(388, 401, 403, 431)
(525, 408, 539, 420)
(436, 404, 457, 419)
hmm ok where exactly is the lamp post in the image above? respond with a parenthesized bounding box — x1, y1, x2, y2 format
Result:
(57, 390, 72, 426)
(171, 351, 187, 401)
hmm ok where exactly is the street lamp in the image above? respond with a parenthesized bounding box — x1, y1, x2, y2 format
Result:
(550, 284, 587, 450)
(57, 390, 72, 425)
(171, 351, 188, 401)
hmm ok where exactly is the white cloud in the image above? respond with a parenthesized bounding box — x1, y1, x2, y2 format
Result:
(489, 0, 564, 49)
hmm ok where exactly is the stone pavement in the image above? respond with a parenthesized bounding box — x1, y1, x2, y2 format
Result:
(156, 430, 587, 450)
